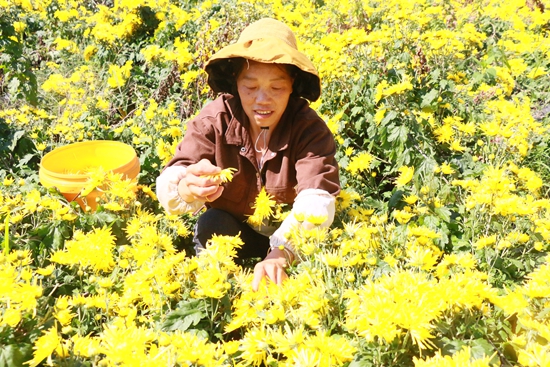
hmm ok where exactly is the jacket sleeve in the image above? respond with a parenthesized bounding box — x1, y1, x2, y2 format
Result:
(269, 188, 335, 255)
(156, 100, 222, 214)
(293, 112, 340, 197)
(164, 116, 218, 169)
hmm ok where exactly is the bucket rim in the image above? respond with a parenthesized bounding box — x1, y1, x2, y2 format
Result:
(39, 140, 138, 178)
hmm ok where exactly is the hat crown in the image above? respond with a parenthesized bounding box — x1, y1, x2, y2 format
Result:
(237, 18, 298, 49)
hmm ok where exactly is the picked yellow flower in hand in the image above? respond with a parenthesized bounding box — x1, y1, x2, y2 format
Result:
(201, 167, 237, 183)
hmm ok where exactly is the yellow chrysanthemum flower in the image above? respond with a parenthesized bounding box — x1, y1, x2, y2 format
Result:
(200, 167, 237, 183)
(27, 327, 60, 367)
(395, 166, 414, 187)
(413, 346, 493, 366)
(50, 226, 116, 273)
(347, 151, 374, 175)
(247, 187, 276, 228)
(403, 194, 419, 204)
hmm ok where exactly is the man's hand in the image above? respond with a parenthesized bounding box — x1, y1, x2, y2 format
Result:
(252, 247, 293, 291)
(177, 159, 224, 202)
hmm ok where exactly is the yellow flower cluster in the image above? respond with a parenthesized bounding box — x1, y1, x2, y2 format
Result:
(413, 346, 494, 367)
(50, 226, 116, 273)
(107, 61, 133, 89)
(0, 251, 43, 328)
(345, 270, 495, 350)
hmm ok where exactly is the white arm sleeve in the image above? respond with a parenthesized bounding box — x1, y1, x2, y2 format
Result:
(156, 166, 204, 215)
(269, 188, 336, 254)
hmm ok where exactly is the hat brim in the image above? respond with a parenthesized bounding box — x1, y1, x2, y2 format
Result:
(204, 37, 321, 101)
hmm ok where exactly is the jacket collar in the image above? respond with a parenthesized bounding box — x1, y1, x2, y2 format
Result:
(223, 95, 248, 146)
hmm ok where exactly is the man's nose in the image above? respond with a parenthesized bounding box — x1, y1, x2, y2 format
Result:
(255, 88, 272, 103)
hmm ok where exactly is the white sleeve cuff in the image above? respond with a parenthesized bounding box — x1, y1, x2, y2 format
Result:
(270, 188, 336, 255)
(156, 166, 204, 215)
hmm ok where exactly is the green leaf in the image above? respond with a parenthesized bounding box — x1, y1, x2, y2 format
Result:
(188, 329, 210, 340)
(484, 68, 497, 83)
(350, 106, 363, 116)
(421, 89, 439, 109)
(471, 72, 483, 84)
(7, 77, 20, 97)
(381, 110, 398, 126)
(388, 125, 408, 143)
(470, 338, 496, 360)
(16, 153, 35, 168)
(439, 338, 467, 355)
(0, 344, 33, 367)
(421, 215, 440, 228)
(389, 190, 405, 210)
(354, 116, 366, 131)
(9, 130, 25, 152)
(162, 300, 206, 332)
(52, 227, 66, 250)
(429, 69, 441, 81)
(434, 207, 452, 223)
(89, 212, 120, 226)
(348, 357, 374, 367)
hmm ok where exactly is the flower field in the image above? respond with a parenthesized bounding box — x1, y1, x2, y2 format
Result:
(1, 0, 550, 365)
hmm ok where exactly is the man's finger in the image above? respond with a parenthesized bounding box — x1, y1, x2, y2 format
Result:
(276, 266, 288, 285)
(252, 265, 266, 291)
(209, 186, 224, 201)
(188, 159, 221, 176)
(189, 184, 222, 199)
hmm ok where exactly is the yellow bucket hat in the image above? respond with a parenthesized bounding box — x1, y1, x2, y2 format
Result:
(204, 18, 321, 101)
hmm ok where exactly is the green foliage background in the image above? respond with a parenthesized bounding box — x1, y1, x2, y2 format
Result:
(1, 0, 550, 366)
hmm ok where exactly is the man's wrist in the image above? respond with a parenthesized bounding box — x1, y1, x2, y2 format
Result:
(266, 245, 295, 265)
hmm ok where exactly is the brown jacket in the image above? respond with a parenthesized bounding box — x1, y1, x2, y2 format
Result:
(165, 94, 340, 222)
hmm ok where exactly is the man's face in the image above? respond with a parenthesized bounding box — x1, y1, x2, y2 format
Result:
(237, 60, 294, 135)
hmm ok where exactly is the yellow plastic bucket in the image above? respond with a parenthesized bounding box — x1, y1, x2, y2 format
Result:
(39, 140, 140, 210)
